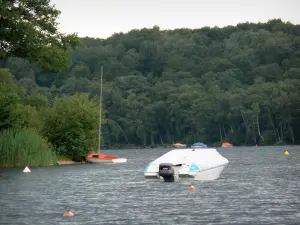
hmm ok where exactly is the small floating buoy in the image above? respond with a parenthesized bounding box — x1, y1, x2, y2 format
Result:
(63, 210, 74, 217)
(188, 185, 196, 190)
(23, 166, 31, 173)
(284, 151, 289, 156)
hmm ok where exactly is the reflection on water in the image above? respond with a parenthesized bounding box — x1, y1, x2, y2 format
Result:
(0, 146, 300, 224)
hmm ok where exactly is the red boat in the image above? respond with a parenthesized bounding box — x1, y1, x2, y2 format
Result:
(86, 153, 127, 163)
(222, 142, 233, 147)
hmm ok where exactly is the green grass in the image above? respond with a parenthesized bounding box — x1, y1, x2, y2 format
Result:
(0, 128, 58, 168)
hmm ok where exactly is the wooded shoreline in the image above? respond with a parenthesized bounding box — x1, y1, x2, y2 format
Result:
(1, 5, 300, 168)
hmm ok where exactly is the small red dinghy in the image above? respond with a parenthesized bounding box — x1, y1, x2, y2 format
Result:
(86, 153, 127, 163)
(222, 142, 233, 147)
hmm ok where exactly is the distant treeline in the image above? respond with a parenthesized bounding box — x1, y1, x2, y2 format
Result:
(2, 19, 300, 148)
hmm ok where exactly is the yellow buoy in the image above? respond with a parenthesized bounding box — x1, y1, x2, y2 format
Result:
(284, 151, 289, 156)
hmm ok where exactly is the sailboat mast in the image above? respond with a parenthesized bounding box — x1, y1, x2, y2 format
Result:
(98, 66, 103, 155)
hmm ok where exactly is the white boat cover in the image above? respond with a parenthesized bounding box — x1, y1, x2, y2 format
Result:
(147, 148, 228, 169)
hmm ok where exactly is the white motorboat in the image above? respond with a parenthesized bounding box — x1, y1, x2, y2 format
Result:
(144, 148, 229, 182)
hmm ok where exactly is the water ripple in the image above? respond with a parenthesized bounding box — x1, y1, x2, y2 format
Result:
(0, 146, 300, 224)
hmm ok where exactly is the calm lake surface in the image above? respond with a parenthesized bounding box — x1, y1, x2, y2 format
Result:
(0, 146, 300, 225)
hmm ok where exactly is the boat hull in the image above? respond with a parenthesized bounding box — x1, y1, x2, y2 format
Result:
(144, 163, 228, 181)
(86, 158, 115, 163)
(86, 157, 127, 164)
(85, 153, 127, 164)
(112, 158, 127, 163)
(144, 148, 229, 182)
(191, 164, 227, 180)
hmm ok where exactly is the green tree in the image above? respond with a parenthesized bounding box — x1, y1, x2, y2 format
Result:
(0, 69, 20, 129)
(10, 103, 42, 131)
(0, 0, 79, 71)
(24, 92, 49, 109)
(0, 83, 20, 129)
(2, 19, 300, 147)
(42, 93, 102, 160)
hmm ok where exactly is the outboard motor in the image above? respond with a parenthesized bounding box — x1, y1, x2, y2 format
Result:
(158, 163, 175, 182)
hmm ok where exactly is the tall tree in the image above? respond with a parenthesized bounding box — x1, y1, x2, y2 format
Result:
(0, 0, 79, 71)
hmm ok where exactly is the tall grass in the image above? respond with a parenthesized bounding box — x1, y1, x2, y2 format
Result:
(0, 129, 58, 168)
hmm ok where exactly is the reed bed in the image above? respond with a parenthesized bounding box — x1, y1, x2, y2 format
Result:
(0, 129, 57, 168)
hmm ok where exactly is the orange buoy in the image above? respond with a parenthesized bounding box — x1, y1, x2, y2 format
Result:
(188, 185, 196, 190)
(63, 210, 74, 217)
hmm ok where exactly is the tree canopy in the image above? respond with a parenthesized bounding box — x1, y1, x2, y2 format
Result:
(42, 94, 100, 160)
(1, 18, 300, 148)
(0, 0, 79, 71)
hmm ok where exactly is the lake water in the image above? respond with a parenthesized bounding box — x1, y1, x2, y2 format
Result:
(0, 146, 300, 225)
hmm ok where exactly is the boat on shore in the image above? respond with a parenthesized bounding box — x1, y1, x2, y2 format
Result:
(172, 143, 187, 148)
(144, 147, 229, 182)
(191, 142, 207, 148)
(222, 142, 233, 147)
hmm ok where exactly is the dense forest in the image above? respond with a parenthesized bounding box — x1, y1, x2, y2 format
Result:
(2, 19, 300, 149)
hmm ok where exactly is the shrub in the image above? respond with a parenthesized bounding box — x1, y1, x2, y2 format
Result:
(42, 93, 102, 160)
(0, 128, 57, 168)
